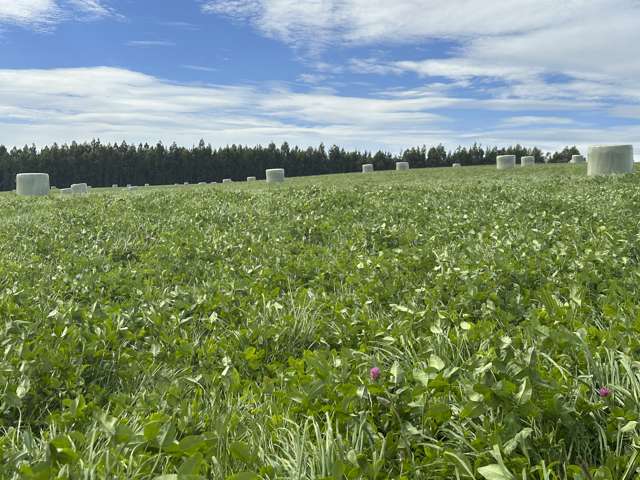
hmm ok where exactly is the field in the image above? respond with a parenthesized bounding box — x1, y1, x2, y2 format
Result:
(1, 164, 640, 479)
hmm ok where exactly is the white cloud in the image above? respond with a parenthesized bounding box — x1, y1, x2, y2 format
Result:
(0, 67, 454, 151)
(202, 0, 596, 46)
(0, 66, 636, 157)
(204, 0, 640, 123)
(0, 0, 58, 26)
(0, 0, 116, 28)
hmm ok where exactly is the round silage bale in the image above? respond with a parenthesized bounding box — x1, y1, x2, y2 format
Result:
(570, 155, 586, 164)
(112, 184, 118, 188)
(588, 145, 634, 176)
(222, 179, 232, 183)
(452, 163, 461, 168)
(497, 155, 516, 170)
(362, 164, 374, 173)
(396, 162, 409, 171)
(247, 176, 256, 182)
(70, 183, 88, 194)
(60, 188, 72, 195)
(16, 173, 50, 196)
(521, 156, 535, 166)
(266, 168, 285, 183)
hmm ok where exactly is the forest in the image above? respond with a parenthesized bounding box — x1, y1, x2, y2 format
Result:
(0, 140, 580, 190)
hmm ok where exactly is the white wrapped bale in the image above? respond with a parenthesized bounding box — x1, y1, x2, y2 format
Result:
(588, 145, 634, 176)
(128, 185, 138, 191)
(396, 162, 409, 171)
(362, 164, 374, 173)
(247, 176, 256, 182)
(70, 183, 88, 194)
(266, 168, 285, 183)
(198, 182, 206, 185)
(497, 155, 516, 170)
(452, 163, 461, 168)
(60, 188, 72, 195)
(222, 179, 232, 183)
(570, 155, 586, 164)
(145, 183, 150, 187)
(16, 173, 50, 196)
(521, 156, 535, 166)
(112, 184, 118, 188)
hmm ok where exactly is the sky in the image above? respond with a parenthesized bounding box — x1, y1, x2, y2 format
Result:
(0, 0, 638, 157)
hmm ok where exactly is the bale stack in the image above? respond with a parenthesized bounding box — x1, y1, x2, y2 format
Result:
(587, 145, 634, 176)
(497, 155, 516, 170)
(16, 173, 50, 196)
(70, 183, 88, 194)
(266, 168, 285, 183)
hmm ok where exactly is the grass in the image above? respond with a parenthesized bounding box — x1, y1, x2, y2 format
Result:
(1, 164, 640, 479)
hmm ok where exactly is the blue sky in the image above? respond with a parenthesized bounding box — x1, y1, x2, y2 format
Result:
(0, 0, 638, 157)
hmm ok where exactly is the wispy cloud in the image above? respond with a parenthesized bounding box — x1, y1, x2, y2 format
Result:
(158, 20, 199, 29)
(500, 116, 577, 128)
(182, 64, 218, 72)
(0, 0, 118, 28)
(0, 66, 636, 157)
(204, 0, 640, 136)
(127, 40, 176, 47)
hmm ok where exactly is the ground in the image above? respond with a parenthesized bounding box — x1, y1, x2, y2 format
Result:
(1, 164, 639, 479)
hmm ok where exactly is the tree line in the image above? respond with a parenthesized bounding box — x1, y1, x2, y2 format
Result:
(0, 140, 581, 191)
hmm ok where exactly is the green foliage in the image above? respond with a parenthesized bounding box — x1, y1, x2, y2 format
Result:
(0, 164, 638, 479)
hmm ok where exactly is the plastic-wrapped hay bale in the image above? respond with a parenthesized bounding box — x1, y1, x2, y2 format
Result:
(570, 155, 586, 164)
(396, 162, 409, 171)
(60, 188, 72, 195)
(496, 155, 516, 170)
(588, 145, 634, 176)
(266, 168, 285, 183)
(145, 183, 150, 187)
(521, 156, 535, 166)
(16, 173, 50, 196)
(362, 164, 374, 173)
(70, 183, 88, 194)
(222, 179, 232, 183)
(198, 182, 206, 185)
(247, 176, 256, 182)
(452, 163, 461, 168)
(112, 184, 118, 188)
(128, 185, 138, 190)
